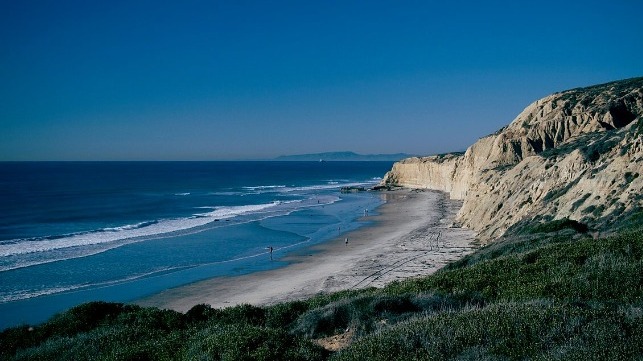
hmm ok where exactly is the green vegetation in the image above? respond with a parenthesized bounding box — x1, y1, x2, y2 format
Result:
(556, 76, 643, 105)
(539, 129, 621, 162)
(2, 226, 642, 360)
(625, 172, 640, 184)
(571, 193, 592, 212)
(541, 180, 581, 203)
(525, 218, 589, 234)
(334, 301, 643, 361)
(434, 151, 465, 161)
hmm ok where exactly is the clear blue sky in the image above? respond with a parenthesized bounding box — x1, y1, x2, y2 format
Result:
(2, 1, 642, 160)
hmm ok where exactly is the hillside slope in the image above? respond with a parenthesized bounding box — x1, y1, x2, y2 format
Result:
(382, 77, 643, 240)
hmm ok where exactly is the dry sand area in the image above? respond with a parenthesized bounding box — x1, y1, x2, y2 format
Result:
(137, 189, 478, 312)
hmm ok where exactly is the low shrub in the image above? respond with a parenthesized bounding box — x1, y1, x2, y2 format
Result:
(182, 323, 327, 361)
(384, 231, 643, 303)
(525, 218, 589, 234)
(11, 323, 187, 361)
(332, 302, 643, 361)
(3, 229, 642, 360)
(265, 300, 310, 329)
(291, 292, 486, 340)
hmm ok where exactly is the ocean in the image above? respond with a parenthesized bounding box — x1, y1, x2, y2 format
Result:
(0, 161, 393, 329)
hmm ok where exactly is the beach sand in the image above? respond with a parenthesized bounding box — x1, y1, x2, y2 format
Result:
(136, 189, 477, 312)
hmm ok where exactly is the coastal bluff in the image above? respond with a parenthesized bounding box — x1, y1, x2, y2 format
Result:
(382, 77, 643, 240)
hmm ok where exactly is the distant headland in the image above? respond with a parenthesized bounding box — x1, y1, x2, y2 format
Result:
(274, 151, 415, 161)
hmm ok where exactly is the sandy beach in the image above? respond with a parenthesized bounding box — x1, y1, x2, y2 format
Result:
(137, 189, 477, 312)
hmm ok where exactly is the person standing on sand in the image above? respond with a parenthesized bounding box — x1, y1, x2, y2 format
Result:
(345, 237, 348, 246)
(269, 246, 273, 261)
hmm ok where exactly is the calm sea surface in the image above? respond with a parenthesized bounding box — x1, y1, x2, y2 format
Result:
(0, 161, 392, 328)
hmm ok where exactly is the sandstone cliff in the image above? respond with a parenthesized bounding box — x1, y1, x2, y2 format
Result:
(382, 77, 643, 240)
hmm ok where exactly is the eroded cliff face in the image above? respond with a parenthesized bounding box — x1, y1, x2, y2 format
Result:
(382, 77, 643, 240)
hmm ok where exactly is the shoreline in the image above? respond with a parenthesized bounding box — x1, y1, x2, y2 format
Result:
(136, 189, 477, 312)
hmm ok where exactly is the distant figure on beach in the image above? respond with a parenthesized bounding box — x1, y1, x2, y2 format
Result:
(345, 237, 348, 246)
(269, 246, 273, 261)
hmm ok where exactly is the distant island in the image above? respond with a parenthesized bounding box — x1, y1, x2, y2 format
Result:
(274, 151, 414, 161)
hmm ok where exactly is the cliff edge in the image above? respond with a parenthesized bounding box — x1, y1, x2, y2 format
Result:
(382, 77, 643, 240)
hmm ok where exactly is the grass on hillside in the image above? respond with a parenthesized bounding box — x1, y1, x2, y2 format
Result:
(1, 227, 642, 360)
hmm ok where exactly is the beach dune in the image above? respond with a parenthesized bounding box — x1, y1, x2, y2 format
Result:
(137, 189, 477, 312)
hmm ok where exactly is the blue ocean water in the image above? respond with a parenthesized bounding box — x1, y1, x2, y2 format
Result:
(0, 161, 392, 328)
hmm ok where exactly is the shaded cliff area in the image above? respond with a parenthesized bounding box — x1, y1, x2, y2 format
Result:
(383, 77, 643, 240)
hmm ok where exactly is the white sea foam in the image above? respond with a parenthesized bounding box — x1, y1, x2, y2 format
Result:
(238, 185, 289, 196)
(242, 185, 287, 191)
(194, 202, 284, 218)
(0, 179, 372, 272)
(102, 221, 158, 232)
(279, 181, 374, 193)
(0, 286, 82, 304)
(0, 202, 285, 259)
(224, 180, 376, 196)
(0, 232, 324, 302)
(0, 195, 345, 272)
(0, 265, 191, 303)
(208, 191, 244, 196)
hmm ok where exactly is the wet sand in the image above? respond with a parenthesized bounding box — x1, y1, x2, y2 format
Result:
(136, 189, 477, 312)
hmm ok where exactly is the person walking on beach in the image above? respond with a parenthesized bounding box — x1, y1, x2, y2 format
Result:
(269, 246, 273, 261)
(345, 237, 348, 246)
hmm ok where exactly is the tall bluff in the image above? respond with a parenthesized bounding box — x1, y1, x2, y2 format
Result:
(382, 77, 643, 240)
